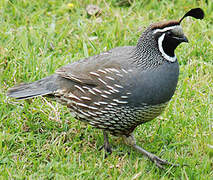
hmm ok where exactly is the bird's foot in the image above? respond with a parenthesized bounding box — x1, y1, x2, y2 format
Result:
(99, 131, 112, 156)
(99, 144, 112, 154)
(146, 152, 178, 169)
(123, 133, 178, 169)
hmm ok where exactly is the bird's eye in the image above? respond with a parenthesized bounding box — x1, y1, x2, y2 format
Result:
(167, 31, 173, 36)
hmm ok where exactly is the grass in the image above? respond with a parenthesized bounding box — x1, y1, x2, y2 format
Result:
(0, 0, 212, 179)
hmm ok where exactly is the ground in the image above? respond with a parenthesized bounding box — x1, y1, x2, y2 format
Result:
(0, 0, 212, 179)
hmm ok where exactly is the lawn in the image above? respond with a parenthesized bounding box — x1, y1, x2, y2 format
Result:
(0, 0, 212, 179)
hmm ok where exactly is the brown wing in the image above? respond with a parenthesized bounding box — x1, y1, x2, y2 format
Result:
(55, 49, 124, 85)
(53, 47, 134, 122)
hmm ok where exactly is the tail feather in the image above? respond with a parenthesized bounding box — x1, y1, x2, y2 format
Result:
(7, 75, 59, 100)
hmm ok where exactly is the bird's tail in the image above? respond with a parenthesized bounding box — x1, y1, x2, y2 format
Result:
(7, 75, 59, 100)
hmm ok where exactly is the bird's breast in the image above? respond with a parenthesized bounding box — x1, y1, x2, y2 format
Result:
(127, 61, 179, 106)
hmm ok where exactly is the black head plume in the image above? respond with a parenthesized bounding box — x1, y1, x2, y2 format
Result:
(179, 8, 204, 24)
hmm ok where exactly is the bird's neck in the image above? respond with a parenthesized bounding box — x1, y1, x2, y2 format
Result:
(132, 37, 165, 70)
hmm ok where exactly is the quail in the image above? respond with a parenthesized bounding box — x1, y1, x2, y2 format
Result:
(8, 8, 204, 169)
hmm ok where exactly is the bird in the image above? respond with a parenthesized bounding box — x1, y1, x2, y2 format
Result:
(7, 8, 204, 169)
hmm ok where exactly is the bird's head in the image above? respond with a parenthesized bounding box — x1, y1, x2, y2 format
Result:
(137, 8, 204, 63)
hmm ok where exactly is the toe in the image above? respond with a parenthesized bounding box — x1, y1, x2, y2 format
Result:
(106, 146, 112, 154)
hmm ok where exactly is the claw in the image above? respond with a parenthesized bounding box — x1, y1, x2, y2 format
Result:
(99, 144, 112, 154)
(151, 155, 179, 169)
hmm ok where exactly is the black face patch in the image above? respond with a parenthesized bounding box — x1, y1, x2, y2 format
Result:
(162, 31, 183, 57)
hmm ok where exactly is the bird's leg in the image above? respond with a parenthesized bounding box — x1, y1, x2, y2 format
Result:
(123, 133, 178, 169)
(99, 131, 112, 155)
(103, 131, 112, 154)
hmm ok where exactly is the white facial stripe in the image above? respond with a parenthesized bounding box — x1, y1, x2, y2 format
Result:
(153, 25, 181, 34)
(158, 33, 177, 62)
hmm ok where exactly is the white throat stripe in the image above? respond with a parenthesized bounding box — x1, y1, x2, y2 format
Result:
(153, 25, 181, 34)
(158, 33, 177, 62)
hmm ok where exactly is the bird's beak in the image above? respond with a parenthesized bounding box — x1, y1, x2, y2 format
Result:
(173, 34, 189, 43)
(177, 35, 189, 43)
(181, 35, 189, 43)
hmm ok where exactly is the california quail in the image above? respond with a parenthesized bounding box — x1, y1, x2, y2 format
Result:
(8, 8, 204, 169)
